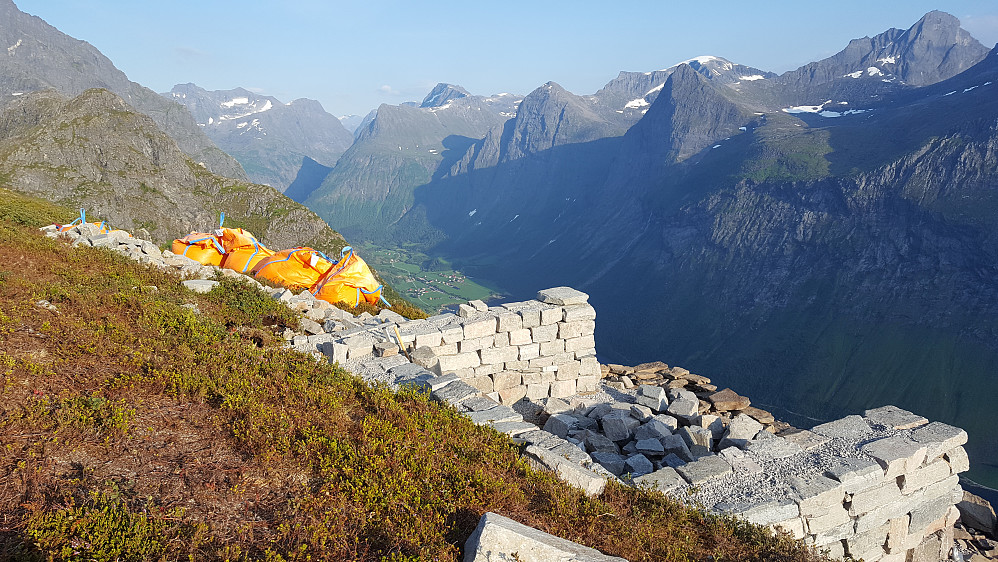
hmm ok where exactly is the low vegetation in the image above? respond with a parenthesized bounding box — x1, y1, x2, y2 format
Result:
(0, 191, 829, 560)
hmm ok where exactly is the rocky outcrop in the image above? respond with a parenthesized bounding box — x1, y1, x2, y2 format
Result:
(1, 89, 344, 252)
(0, 0, 245, 179)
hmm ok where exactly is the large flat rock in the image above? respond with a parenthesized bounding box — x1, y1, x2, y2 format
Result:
(464, 512, 626, 561)
(536, 287, 590, 306)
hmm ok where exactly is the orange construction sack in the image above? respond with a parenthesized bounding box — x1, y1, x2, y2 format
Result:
(218, 227, 273, 274)
(251, 247, 333, 289)
(171, 232, 225, 266)
(311, 246, 389, 307)
(57, 209, 110, 235)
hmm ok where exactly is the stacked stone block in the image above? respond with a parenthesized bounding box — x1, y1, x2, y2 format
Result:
(718, 408, 969, 562)
(398, 287, 600, 403)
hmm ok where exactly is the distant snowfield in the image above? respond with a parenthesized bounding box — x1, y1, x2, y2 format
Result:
(624, 98, 650, 109)
(215, 98, 273, 122)
(739, 75, 765, 81)
(782, 100, 868, 118)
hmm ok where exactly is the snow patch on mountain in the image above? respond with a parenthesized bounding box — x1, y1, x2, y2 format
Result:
(739, 75, 765, 81)
(783, 100, 868, 117)
(625, 98, 650, 109)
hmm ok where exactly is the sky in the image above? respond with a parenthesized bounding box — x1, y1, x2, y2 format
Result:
(14, 1, 998, 119)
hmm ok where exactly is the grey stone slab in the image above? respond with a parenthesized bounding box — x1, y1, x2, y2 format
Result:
(629, 404, 654, 422)
(466, 406, 523, 426)
(512, 430, 561, 449)
(591, 452, 627, 476)
(745, 435, 803, 460)
(523, 446, 607, 497)
(548, 442, 592, 465)
(849, 481, 902, 516)
(543, 413, 582, 438)
(181, 279, 218, 294)
(811, 415, 873, 440)
(624, 453, 654, 477)
(912, 421, 969, 459)
(863, 405, 929, 430)
(464, 512, 626, 562)
(387, 362, 429, 379)
(462, 396, 501, 412)
(779, 429, 830, 451)
(487, 421, 538, 436)
(788, 474, 845, 517)
(601, 411, 640, 442)
(536, 287, 589, 306)
(562, 304, 597, 322)
(676, 455, 733, 485)
(900, 458, 952, 494)
(823, 457, 883, 494)
(634, 419, 674, 442)
(635, 438, 665, 456)
(634, 384, 668, 412)
(660, 434, 694, 462)
(715, 499, 800, 526)
(582, 430, 620, 454)
(861, 435, 928, 478)
(717, 447, 761, 475)
(633, 467, 685, 494)
(430, 380, 480, 408)
(718, 413, 763, 449)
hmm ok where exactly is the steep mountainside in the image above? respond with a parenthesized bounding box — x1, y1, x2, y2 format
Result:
(0, 88, 344, 252)
(0, 0, 246, 180)
(164, 84, 354, 191)
(303, 84, 521, 238)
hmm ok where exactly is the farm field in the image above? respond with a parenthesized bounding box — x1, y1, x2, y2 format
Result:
(358, 242, 503, 312)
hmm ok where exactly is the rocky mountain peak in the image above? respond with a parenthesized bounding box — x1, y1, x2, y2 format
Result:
(775, 9, 989, 96)
(625, 63, 747, 163)
(420, 83, 471, 108)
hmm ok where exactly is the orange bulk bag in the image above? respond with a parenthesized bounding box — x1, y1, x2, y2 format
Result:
(171, 232, 225, 266)
(311, 246, 389, 307)
(218, 227, 273, 274)
(57, 208, 110, 235)
(251, 247, 333, 289)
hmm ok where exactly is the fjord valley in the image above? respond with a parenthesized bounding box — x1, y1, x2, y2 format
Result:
(2, 0, 998, 558)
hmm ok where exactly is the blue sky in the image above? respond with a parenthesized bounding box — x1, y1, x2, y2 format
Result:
(15, 1, 998, 118)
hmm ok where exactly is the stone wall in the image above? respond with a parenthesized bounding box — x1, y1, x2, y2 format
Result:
(390, 287, 602, 404)
(704, 411, 969, 561)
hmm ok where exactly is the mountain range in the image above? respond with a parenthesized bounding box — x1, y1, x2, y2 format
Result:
(162, 84, 354, 191)
(299, 11, 998, 488)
